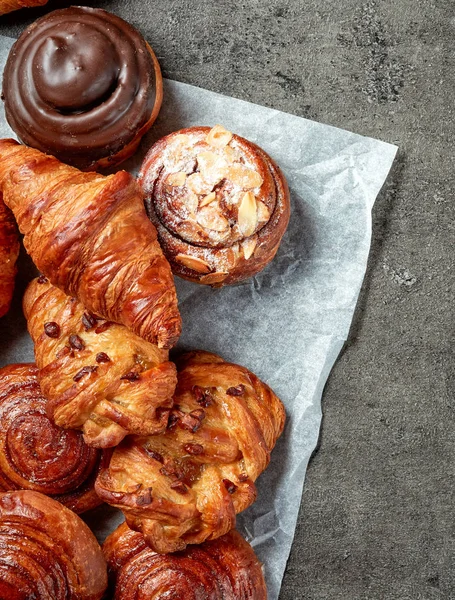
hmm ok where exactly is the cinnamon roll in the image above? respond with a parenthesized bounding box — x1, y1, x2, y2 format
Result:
(0, 490, 107, 599)
(2, 7, 163, 170)
(0, 363, 103, 514)
(104, 523, 267, 600)
(139, 126, 291, 286)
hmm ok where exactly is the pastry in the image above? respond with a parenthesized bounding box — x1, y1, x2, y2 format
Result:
(0, 196, 19, 318)
(104, 523, 267, 600)
(0, 138, 181, 349)
(95, 350, 285, 553)
(0, 363, 103, 513)
(2, 7, 163, 170)
(139, 125, 291, 286)
(0, 0, 47, 16)
(0, 490, 107, 599)
(23, 278, 177, 448)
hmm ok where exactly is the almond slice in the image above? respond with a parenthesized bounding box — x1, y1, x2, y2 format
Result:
(175, 254, 211, 274)
(185, 191, 199, 215)
(187, 173, 212, 195)
(205, 125, 233, 148)
(238, 191, 258, 237)
(256, 200, 271, 222)
(228, 164, 263, 189)
(200, 271, 229, 285)
(199, 192, 217, 207)
(196, 206, 230, 232)
(242, 235, 258, 260)
(197, 151, 228, 186)
(167, 172, 187, 187)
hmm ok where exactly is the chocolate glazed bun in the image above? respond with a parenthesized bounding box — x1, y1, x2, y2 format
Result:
(2, 7, 163, 171)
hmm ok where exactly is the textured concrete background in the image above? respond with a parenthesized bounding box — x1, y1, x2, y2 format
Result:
(1, 1, 454, 598)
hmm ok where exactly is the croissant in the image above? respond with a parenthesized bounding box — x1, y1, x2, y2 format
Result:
(139, 125, 291, 286)
(0, 138, 181, 349)
(95, 350, 285, 553)
(0, 490, 107, 599)
(104, 523, 267, 600)
(23, 278, 177, 448)
(0, 363, 103, 513)
(0, 0, 47, 15)
(0, 196, 19, 318)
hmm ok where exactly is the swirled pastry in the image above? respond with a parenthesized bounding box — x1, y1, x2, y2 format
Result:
(0, 197, 19, 318)
(0, 138, 181, 349)
(0, 490, 107, 599)
(104, 523, 267, 600)
(139, 126, 291, 286)
(95, 350, 285, 553)
(2, 7, 163, 170)
(23, 278, 177, 448)
(0, 0, 47, 15)
(0, 363, 102, 514)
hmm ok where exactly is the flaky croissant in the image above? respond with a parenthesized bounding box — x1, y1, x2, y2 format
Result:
(0, 196, 19, 318)
(0, 138, 181, 349)
(0, 490, 107, 599)
(0, 363, 103, 513)
(0, 0, 48, 16)
(23, 278, 177, 448)
(104, 523, 267, 600)
(95, 350, 285, 553)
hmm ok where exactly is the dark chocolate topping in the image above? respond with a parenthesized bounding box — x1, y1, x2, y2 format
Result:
(2, 7, 157, 170)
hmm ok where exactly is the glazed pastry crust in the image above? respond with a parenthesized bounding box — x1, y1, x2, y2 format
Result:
(0, 0, 47, 16)
(0, 139, 181, 349)
(0, 196, 19, 318)
(0, 363, 102, 513)
(95, 350, 285, 553)
(139, 126, 291, 286)
(23, 278, 177, 448)
(104, 523, 267, 600)
(0, 490, 107, 599)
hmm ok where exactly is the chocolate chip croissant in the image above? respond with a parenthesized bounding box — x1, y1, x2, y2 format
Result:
(95, 350, 285, 553)
(0, 138, 181, 348)
(104, 523, 267, 600)
(23, 278, 177, 448)
(0, 490, 107, 599)
(0, 0, 48, 15)
(0, 197, 19, 318)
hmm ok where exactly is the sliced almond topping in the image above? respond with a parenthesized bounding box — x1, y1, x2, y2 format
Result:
(199, 192, 217, 207)
(187, 173, 212, 195)
(197, 151, 228, 186)
(242, 235, 258, 260)
(175, 254, 211, 274)
(196, 206, 230, 232)
(238, 191, 258, 237)
(185, 191, 199, 215)
(200, 271, 229, 285)
(228, 164, 263, 189)
(167, 171, 187, 187)
(205, 125, 233, 148)
(256, 200, 271, 222)
(223, 146, 237, 164)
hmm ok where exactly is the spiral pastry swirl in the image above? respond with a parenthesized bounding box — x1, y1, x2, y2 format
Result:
(0, 363, 102, 514)
(2, 7, 162, 170)
(104, 523, 267, 600)
(139, 126, 291, 286)
(0, 490, 107, 599)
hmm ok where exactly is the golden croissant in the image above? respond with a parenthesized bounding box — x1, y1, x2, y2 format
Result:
(0, 196, 19, 318)
(0, 0, 48, 16)
(0, 139, 181, 349)
(23, 278, 177, 448)
(95, 350, 286, 553)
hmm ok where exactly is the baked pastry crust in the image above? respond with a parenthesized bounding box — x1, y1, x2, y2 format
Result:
(0, 490, 107, 599)
(95, 350, 285, 553)
(23, 278, 177, 448)
(139, 126, 291, 286)
(0, 138, 181, 349)
(0, 196, 19, 318)
(0, 363, 102, 513)
(0, 0, 47, 16)
(2, 7, 163, 170)
(104, 523, 268, 600)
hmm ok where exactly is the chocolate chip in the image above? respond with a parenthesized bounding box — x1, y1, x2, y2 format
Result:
(69, 334, 85, 350)
(37, 274, 48, 284)
(73, 365, 98, 382)
(120, 371, 140, 382)
(81, 312, 97, 331)
(95, 352, 111, 364)
(223, 479, 238, 494)
(183, 443, 204, 456)
(95, 321, 113, 334)
(238, 473, 249, 482)
(170, 481, 188, 494)
(146, 449, 164, 464)
(44, 322, 60, 338)
(193, 385, 213, 407)
(179, 409, 206, 433)
(226, 384, 245, 396)
(135, 487, 153, 506)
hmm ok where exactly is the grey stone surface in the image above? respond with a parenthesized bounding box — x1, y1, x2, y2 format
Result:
(1, 1, 453, 599)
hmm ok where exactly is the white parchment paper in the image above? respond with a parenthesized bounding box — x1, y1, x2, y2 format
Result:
(0, 35, 397, 599)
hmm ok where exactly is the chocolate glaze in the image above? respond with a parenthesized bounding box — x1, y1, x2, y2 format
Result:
(2, 7, 157, 170)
